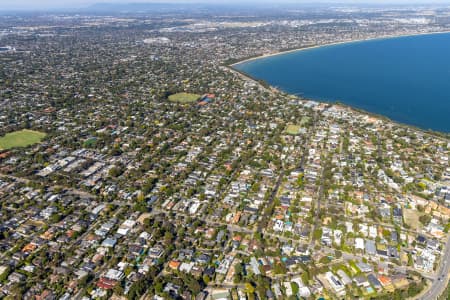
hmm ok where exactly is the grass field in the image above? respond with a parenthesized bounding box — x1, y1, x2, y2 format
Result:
(403, 208, 422, 230)
(300, 116, 310, 126)
(0, 129, 47, 150)
(168, 93, 200, 103)
(285, 124, 302, 135)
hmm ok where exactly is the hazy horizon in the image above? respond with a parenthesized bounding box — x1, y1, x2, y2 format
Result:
(2, 0, 450, 11)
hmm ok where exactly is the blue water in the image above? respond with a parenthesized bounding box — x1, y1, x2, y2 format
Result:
(235, 33, 450, 133)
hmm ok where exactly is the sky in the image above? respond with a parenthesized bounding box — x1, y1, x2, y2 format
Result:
(2, 0, 450, 10)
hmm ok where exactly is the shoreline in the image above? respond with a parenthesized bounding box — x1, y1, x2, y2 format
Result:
(225, 33, 450, 138)
(232, 70, 450, 139)
(230, 30, 450, 67)
(227, 30, 450, 137)
(229, 65, 449, 138)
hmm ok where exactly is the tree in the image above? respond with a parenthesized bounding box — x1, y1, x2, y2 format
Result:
(313, 228, 322, 240)
(301, 270, 310, 284)
(136, 191, 145, 202)
(291, 282, 299, 294)
(127, 279, 149, 299)
(296, 173, 304, 188)
(254, 232, 263, 242)
(245, 282, 255, 294)
(234, 263, 243, 275)
(109, 166, 123, 178)
(154, 281, 164, 294)
(113, 283, 124, 296)
(419, 214, 431, 226)
(50, 213, 62, 223)
(273, 263, 287, 275)
(202, 274, 210, 284)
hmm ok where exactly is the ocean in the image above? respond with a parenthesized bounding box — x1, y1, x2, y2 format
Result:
(234, 32, 450, 133)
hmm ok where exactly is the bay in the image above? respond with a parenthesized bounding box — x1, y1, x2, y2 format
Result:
(234, 32, 450, 133)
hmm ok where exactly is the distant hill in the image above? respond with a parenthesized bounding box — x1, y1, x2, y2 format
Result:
(85, 2, 329, 14)
(87, 2, 205, 13)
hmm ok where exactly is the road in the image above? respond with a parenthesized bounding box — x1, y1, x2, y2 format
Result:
(416, 234, 450, 300)
(309, 153, 326, 249)
(257, 169, 284, 233)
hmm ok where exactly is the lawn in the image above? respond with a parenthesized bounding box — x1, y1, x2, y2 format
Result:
(0, 129, 47, 150)
(285, 124, 302, 135)
(403, 208, 423, 230)
(300, 116, 310, 126)
(168, 92, 200, 103)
